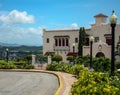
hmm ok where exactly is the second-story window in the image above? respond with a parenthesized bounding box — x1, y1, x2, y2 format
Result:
(66, 38, 69, 46)
(46, 38, 49, 43)
(75, 38, 78, 43)
(95, 37, 99, 42)
(104, 34, 112, 45)
(106, 39, 112, 45)
(59, 39, 61, 46)
(55, 39, 58, 46)
(62, 38, 65, 46)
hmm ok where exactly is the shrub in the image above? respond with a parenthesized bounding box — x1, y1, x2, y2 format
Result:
(24, 54, 32, 64)
(61, 63, 72, 73)
(67, 56, 74, 63)
(75, 55, 90, 67)
(46, 62, 72, 72)
(24, 64, 34, 69)
(115, 61, 120, 69)
(71, 65, 85, 77)
(0, 60, 16, 69)
(71, 70, 120, 95)
(52, 54, 63, 63)
(46, 62, 58, 71)
(93, 57, 111, 72)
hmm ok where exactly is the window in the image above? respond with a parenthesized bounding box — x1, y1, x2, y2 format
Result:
(62, 38, 65, 46)
(106, 39, 112, 45)
(59, 39, 61, 46)
(85, 38, 89, 46)
(46, 38, 49, 43)
(66, 38, 69, 46)
(75, 38, 78, 43)
(55, 39, 58, 46)
(95, 37, 99, 42)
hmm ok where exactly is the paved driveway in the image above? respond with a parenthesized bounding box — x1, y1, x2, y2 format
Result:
(0, 72, 59, 95)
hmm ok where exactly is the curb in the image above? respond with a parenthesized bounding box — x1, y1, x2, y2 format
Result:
(0, 69, 63, 95)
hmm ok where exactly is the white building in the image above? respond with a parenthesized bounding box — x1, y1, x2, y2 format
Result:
(43, 13, 120, 63)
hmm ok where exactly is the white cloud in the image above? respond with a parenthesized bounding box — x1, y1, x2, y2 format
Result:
(0, 25, 43, 46)
(49, 22, 79, 30)
(0, 10, 34, 24)
(71, 23, 78, 29)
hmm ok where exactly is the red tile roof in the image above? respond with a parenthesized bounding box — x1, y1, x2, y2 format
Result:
(67, 52, 78, 57)
(94, 13, 108, 18)
(45, 52, 55, 55)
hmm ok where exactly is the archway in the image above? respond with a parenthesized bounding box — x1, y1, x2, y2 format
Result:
(96, 52, 105, 57)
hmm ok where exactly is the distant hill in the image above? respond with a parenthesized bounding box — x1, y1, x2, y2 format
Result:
(0, 45, 43, 58)
(0, 42, 20, 47)
(0, 45, 43, 52)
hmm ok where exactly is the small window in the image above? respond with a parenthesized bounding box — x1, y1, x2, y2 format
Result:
(75, 38, 78, 43)
(106, 39, 112, 45)
(95, 37, 99, 42)
(85, 38, 89, 46)
(46, 38, 49, 43)
(66, 38, 69, 46)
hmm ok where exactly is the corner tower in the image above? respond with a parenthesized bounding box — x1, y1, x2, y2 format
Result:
(94, 13, 108, 25)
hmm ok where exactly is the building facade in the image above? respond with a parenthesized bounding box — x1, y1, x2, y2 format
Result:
(43, 13, 120, 62)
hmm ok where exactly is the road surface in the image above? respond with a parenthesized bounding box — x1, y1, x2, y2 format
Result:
(0, 72, 59, 95)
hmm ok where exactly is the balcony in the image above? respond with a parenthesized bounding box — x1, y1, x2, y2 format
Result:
(54, 46, 70, 51)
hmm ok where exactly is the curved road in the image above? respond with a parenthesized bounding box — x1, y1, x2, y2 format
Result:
(0, 72, 59, 95)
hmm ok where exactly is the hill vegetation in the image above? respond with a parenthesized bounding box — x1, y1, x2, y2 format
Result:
(0, 45, 43, 59)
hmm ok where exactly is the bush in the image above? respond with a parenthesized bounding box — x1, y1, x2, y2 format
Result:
(46, 62, 72, 72)
(24, 64, 34, 69)
(13, 61, 27, 65)
(67, 56, 74, 63)
(93, 57, 111, 72)
(52, 54, 63, 63)
(0, 60, 16, 69)
(115, 61, 120, 69)
(71, 70, 120, 95)
(75, 55, 90, 67)
(71, 65, 85, 77)
(46, 62, 58, 71)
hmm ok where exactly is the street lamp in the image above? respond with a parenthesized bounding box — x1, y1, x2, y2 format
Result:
(72, 43, 75, 64)
(6, 48, 9, 62)
(72, 43, 75, 53)
(110, 11, 117, 76)
(89, 36, 94, 71)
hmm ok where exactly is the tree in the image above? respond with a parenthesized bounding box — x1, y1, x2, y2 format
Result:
(52, 54, 63, 63)
(78, 27, 86, 57)
(36, 54, 47, 64)
(25, 54, 32, 64)
(67, 56, 74, 63)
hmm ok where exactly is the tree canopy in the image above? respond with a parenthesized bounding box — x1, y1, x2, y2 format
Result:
(78, 27, 86, 57)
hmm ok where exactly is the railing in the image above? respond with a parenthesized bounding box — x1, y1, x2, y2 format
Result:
(53, 44, 70, 51)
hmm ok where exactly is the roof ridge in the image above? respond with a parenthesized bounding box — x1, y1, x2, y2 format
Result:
(94, 13, 108, 17)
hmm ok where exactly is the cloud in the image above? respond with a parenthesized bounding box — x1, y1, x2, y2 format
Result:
(0, 10, 34, 24)
(48, 22, 79, 30)
(71, 23, 78, 29)
(0, 25, 43, 46)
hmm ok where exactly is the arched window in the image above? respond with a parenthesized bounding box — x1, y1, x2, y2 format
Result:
(62, 38, 65, 46)
(55, 39, 58, 46)
(66, 38, 69, 46)
(59, 39, 61, 46)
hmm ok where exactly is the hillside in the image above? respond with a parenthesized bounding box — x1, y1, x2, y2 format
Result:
(0, 46, 43, 59)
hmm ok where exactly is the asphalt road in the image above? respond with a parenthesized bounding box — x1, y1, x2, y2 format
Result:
(0, 72, 59, 95)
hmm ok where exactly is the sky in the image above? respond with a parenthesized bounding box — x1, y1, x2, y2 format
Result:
(0, 0, 120, 46)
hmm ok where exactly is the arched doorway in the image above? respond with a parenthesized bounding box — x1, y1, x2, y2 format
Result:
(96, 52, 105, 57)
